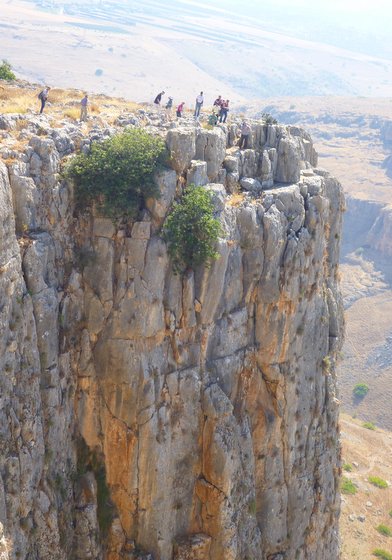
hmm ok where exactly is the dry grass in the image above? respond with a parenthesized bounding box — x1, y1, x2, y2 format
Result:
(228, 193, 245, 206)
(0, 82, 143, 125)
(63, 107, 80, 120)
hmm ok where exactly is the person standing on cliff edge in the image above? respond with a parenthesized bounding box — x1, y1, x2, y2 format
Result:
(154, 90, 165, 107)
(80, 93, 88, 122)
(38, 86, 50, 114)
(194, 91, 204, 119)
(239, 120, 252, 149)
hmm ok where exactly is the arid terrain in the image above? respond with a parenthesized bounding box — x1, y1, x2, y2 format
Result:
(2, 0, 392, 104)
(340, 414, 392, 560)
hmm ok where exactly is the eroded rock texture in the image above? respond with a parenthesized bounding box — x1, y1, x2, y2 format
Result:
(0, 117, 344, 560)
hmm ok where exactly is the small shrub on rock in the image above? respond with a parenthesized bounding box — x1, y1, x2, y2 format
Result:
(376, 525, 392, 537)
(261, 112, 278, 125)
(363, 421, 376, 431)
(368, 476, 388, 489)
(341, 477, 357, 495)
(353, 382, 369, 399)
(65, 129, 166, 218)
(343, 463, 353, 472)
(163, 185, 221, 272)
(0, 60, 16, 81)
(373, 549, 392, 560)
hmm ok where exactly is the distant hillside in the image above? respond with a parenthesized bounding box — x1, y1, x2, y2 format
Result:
(2, 0, 392, 101)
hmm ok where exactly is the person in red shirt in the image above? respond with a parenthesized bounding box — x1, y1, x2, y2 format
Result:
(176, 102, 185, 118)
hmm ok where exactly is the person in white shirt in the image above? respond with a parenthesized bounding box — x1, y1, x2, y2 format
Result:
(194, 91, 204, 118)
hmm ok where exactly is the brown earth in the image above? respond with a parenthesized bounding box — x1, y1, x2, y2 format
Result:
(340, 414, 392, 560)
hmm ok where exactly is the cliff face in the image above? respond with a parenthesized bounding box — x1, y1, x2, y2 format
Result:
(0, 114, 344, 560)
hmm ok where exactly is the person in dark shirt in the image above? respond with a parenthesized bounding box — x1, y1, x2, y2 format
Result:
(38, 86, 50, 114)
(154, 91, 165, 105)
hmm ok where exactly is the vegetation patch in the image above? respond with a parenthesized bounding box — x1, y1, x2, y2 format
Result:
(343, 463, 353, 472)
(353, 382, 369, 399)
(0, 60, 15, 81)
(363, 421, 376, 431)
(377, 525, 392, 537)
(373, 549, 392, 560)
(368, 476, 389, 489)
(163, 184, 222, 272)
(341, 477, 357, 495)
(65, 129, 166, 219)
(261, 112, 278, 125)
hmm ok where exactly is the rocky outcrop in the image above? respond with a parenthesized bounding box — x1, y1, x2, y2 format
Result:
(0, 115, 344, 560)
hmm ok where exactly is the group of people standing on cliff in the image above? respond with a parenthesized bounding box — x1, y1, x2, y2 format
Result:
(153, 90, 230, 123)
(37, 86, 251, 149)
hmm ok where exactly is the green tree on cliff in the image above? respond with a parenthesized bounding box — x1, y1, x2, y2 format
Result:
(163, 185, 221, 271)
(0, 60, 16, 81)
(65, 129, 166, 218)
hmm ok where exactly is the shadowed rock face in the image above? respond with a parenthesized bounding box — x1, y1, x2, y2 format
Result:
(0, 116, 344, 560)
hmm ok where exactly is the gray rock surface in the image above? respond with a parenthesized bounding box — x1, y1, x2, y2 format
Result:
(0, 116, 344, 560)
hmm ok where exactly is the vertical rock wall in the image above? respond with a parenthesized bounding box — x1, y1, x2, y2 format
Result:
(0, 118, 344, 560)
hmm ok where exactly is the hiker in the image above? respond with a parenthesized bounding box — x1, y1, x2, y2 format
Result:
(208, 111, 218, 126)
(80, 93, 88, 122)
(176, 102, 185, 118)
(165, 96, 173, 112)
(219, 99, 229, 123)
(213, 95, 222, 108)
(154, 90, 165, 106)
(239, 120, 252, 149)
(194, 91, 204, 118)
(38, 86, 50, 114)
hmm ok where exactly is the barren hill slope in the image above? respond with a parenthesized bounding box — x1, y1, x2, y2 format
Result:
(340, 414, 392, 560)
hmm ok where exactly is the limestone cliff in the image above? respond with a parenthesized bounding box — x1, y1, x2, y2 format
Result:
(0, 112, 344, 560)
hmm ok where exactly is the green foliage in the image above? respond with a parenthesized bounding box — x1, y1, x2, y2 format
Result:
(369, 476, 388, 489)
(353, 382, 369, 399)
(261, 112, 278, 125)
(343, 463, 353, 472)
(341, 477, 357, 495)
(363, 421, 376, 431)
(65, 129, 166, 219)
(377, 525, 392, 537)
(163, 185, 222, 272)
(0, 60, 16, 81)
(373, 549, 392, 560)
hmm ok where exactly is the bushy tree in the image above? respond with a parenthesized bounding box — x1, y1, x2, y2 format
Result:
(65, 129, 166, 218)
(261, 112, 278, 125)
(0, 60, 16, 81)
(353, 382, 369, 399)
(163, 185, 222, 271)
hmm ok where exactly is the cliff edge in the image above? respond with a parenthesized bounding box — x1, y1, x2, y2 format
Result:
(0, 107, 344, 560)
